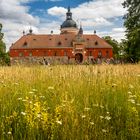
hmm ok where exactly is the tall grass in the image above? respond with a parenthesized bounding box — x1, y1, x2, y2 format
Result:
(0, 65, 140, 140)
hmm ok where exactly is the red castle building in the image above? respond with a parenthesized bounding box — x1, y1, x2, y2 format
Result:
(10, 7, 113, 64)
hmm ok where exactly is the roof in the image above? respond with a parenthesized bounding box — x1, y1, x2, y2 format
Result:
(10, 34, 112, 49)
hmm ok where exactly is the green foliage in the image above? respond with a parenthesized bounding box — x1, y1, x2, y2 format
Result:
(103, 36, 120, 58)
(0, 65, 140, 139)
(123, 0, 140, 63)
(0, 23, 10, 65)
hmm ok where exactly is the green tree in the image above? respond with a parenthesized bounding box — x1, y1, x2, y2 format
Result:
(123, 0, 140, 63)
(0, 23, 10, 65)
(103, 36, 120, 59)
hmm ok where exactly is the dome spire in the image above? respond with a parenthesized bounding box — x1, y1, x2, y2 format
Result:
(66, 6, 72, 20)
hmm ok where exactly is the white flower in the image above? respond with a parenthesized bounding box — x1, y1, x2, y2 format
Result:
(128, 99, 135, 104)
(105, 116, 111, 120)
(48, 86, 54, 90)
(129, 84, 134, 89)
(32, 89, 37, 92)
(21, 112, 26, 116)
(7, 131, 12, 135)
(90, 122, 94, 125)
(100, 116, 104, 119)
(81, 115, 86, 119)
(100, 105, 104, 109)
(29, 91, 34, 94)
(17, 98, 22, 101)
(56, 120, 62, 125)
(84, 107, 90, 111)
(102, 129, 107, 133)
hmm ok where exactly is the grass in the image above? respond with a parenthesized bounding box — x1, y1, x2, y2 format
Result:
(0, 64, 140, 140)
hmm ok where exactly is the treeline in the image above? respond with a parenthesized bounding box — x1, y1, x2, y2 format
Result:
(0, 23, 10, 66)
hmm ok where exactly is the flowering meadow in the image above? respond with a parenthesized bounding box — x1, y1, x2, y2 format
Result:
(0, 65, 140, 140)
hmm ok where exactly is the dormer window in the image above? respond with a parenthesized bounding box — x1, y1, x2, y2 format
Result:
(58, 41, 62, 46)
(23, 42, 27, 47)
(95, 41, 98, 45)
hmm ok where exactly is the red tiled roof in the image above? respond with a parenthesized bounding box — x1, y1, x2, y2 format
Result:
(10, 34, 112, 49)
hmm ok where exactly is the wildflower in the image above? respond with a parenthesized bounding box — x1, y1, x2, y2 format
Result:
(100, 105, 104, 109)
(29, 91, 34, 94)
(17, 98, 22, 101)
(7, 132, 12, 135)
(32, 89, 37, 92)
(106, 112, 110, 114)
(22, 99, 27, 102)
(128, 91, 132, 94)
(136, 103, 140, 106)
(129, 84, 134, 89)
(14, 82, 19, 85)
(81, 115, 86, 119)
(84, 107, 90, 111)
(102, 129, 107, 133)
(100, 116, 104, 119)
(56, 120, 62, 125)
(105, 116, 111, 120)
(21, 112, 26, 116)
(37, 114, 41, 118)
(48, 86, 54, 90)
(93, 104, 99, 107)
(90, 122, 94, 125)
(128, 99, 135, 104)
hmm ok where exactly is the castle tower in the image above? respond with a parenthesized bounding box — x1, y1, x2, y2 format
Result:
(60, 7, 78, 34)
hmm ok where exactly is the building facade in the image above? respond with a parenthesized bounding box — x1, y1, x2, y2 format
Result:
(10, 7, 113, 64)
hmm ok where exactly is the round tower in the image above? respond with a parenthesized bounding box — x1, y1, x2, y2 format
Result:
(60, 7, 78, 35)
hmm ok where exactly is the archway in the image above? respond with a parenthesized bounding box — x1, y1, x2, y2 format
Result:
(75, 53, 83, 63)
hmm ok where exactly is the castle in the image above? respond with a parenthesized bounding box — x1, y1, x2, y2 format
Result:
(10, 7, 113, 64)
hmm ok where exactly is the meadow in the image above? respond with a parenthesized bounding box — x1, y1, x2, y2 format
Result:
(0, 64, 140, 140)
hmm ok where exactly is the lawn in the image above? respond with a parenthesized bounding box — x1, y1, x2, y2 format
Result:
(0, 65, 140, 140)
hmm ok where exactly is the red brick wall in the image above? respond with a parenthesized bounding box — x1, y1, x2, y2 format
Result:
(10, 48, 113, 58)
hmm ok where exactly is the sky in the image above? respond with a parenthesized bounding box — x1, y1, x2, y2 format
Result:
(0, 0, 127, 51)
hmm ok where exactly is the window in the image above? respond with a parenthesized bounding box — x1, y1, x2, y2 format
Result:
(23, 42, 27, 47)
(65, 38, 67, 40)
(89, 51, 92, 56)
(106, 51, 109, 58)
(98, 50, 102, 58)
(19, 52, 23, 57)
(44, 51, 47, 56)
(58, 41, 62, 46)
(95, 41, 98, 45)
(87, 38, 89, 41)
(29, 52, 32, 57)
(54, 51, 57, 56)
(64, 51, 67, 56)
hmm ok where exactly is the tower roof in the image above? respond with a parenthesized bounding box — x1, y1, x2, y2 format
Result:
(61, 7, 77, 29)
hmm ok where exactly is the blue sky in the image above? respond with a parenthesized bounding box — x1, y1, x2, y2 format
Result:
(0, 0, 126, 50)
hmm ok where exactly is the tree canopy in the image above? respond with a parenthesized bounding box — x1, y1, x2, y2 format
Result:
(123, 0, 140, 63)
(0, 23, 10, 65)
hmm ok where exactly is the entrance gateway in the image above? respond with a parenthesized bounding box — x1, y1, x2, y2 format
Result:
(75, 53, 83, 63)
